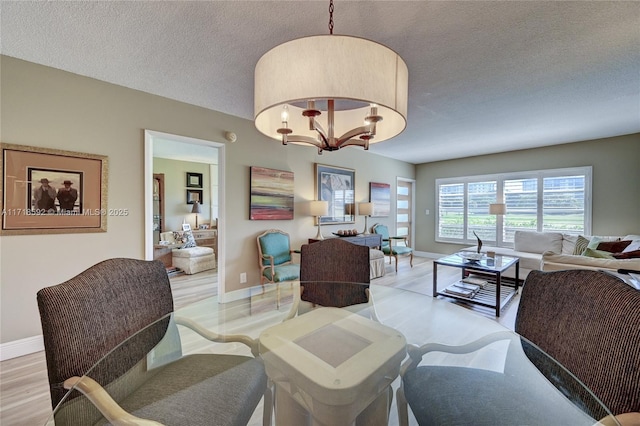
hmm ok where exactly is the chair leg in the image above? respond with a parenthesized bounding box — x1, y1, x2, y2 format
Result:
(394, 255, 398, 273)
(397, 385, 409, 426)
(263, 379, 274, 426)
(409, 252, 414, 268)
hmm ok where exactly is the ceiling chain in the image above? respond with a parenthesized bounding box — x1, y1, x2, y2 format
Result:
(328, 0, 334, 35)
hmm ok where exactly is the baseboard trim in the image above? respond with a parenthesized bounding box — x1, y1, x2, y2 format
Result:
(414, 250, 442, 259)
(217, 286, 253, 303)
(0, 335, 44, 361)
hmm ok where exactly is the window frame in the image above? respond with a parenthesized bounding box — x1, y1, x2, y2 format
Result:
(435, 166, 592, 247)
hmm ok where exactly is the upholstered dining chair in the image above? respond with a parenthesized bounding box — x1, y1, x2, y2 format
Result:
(396, 269, 640, 426)
(293, 238, 379, 321)
(257, 229, 300, 286)
(372, 223, 413, 272)
(37, 258, 270, 426)
(515, 269, 640, 424)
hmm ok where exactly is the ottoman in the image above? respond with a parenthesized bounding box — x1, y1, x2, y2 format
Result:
(370, 249, 386, 279)
(172, 246, 216, 275)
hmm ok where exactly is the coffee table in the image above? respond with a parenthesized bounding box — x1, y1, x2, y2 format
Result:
(433, 252, 520, 316)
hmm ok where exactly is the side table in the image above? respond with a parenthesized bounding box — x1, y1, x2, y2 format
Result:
(259, 307, 406, 426)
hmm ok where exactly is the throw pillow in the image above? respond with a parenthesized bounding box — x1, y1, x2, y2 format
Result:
(596, 240, 632, 253)
(581, 248, 615, 259)
(182, 230, 197, 248)
(613, 250, 640, 259)
(573, 235, 590, 255)
(622, 240, 640, 253)
(586, 236, 604, 250)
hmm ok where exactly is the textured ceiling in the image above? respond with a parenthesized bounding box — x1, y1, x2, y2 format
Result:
(1, 1, 639, 164)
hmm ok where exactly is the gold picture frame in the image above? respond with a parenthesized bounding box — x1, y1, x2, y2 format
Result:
(1, 143, 109, 235)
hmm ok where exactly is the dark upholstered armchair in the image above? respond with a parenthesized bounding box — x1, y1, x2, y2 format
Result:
(37, 258, 269, 426)
(515, 269, 640, 423)
(396, 269, 640, 426)
(294, 238, 378, 321)
(257, 229, 300, 286)
(372, 223, 413, 272)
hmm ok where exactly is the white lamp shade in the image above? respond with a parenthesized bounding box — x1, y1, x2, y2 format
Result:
(358, 202, 373, 216)
(255, 35, 408, 145)
(489, 203, 506, 215)
(309, 200, 329, 217)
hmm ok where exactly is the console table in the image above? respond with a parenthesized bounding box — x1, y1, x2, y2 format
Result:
(309, 234, 382, 249)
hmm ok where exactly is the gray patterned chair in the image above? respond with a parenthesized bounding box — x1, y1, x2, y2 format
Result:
(515, 269, 640, 423)
(37, 258, 268, 426)
(397, 269, 640, 426)
(297, 238, 378, 320)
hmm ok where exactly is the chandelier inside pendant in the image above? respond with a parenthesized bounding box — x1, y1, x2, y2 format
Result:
(276, 99, 383, 153)
(254, 1, 408, 154)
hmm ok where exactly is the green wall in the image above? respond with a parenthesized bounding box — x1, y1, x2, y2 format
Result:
(415, 134, 640, 255)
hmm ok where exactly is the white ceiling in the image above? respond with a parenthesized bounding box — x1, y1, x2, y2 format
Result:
(1, 1, 639, 164)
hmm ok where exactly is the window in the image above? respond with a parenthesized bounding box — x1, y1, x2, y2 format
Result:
(436, 167, 592, 247)
(396, 178, 414, 246)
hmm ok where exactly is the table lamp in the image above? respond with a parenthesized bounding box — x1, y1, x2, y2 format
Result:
(309, 200, 329, 240)
(358, 202, 373, 234)
(191, 201, 202, 228)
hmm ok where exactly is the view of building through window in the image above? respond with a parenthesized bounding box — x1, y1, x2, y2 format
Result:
(436, 167, 591, 247)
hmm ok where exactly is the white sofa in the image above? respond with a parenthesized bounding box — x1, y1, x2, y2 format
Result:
(466, 231, 640, 279)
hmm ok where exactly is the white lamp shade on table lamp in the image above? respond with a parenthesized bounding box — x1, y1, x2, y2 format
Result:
(309, 200, 329, 217)
(489, 203, 506, 215)
(358, 202, 373, 216)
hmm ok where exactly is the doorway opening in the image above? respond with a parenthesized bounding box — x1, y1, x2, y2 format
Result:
(144, 130, 226, 300)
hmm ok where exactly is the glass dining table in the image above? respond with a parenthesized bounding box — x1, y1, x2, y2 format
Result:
(45, 282, 619, 426)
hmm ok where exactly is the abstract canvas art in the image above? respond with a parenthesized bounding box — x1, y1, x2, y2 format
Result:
(250, 166, 294, 220)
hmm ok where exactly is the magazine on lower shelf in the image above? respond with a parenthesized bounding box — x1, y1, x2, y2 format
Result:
(462, 276, 489, 288)
(444, 282, 478, 298)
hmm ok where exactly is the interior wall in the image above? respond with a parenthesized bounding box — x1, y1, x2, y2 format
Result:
(0, 56, 414, 346)
(154, 158, 212, 232)
(415, 133, 640, 255)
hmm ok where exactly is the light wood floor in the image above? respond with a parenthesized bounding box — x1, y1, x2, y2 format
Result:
(0, 256, 520, 426)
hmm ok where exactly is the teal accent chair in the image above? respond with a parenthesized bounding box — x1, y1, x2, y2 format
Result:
(372, 223, 413, 272)
(257, 229, 300, 286)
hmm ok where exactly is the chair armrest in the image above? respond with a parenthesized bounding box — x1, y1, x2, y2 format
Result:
(282, 286, 302, 321)
(174, 316, 259, 357)
(598, 412, 640, 426)
(64, 376, 163, 425)
(400, 331, 516, 375)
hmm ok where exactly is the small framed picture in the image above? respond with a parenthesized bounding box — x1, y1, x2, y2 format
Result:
(186, 189, 203, 204)
(186, 172, 203, 188)
(182, 223, 192, 232)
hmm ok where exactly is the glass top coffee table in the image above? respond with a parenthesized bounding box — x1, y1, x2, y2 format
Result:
(433, 251, 520, 316)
